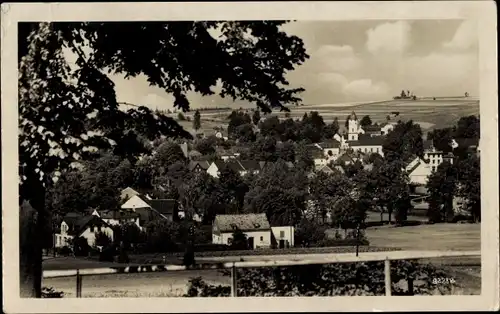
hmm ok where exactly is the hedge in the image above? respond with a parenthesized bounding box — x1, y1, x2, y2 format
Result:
(185, 260, 456, 297)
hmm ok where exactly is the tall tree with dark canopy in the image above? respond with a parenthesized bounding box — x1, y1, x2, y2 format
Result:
(18, 21, 308, 297)
(193, 110, 201, 131)
(360, 115, 372, 128)
(252, 109, 261, 126)
(382, 120, 424, 163)
(426, 161, 458, 223)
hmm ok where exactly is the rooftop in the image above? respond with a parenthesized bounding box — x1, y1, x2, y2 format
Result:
(214, 213, 271, 232)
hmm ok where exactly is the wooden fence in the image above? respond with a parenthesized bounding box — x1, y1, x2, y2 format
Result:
(43, 250, 480, 297)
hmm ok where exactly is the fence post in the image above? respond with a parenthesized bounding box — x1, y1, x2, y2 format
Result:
(76, 269, 82, 298)
(384, 258, 391, 296)
(231, 263, 237, 297)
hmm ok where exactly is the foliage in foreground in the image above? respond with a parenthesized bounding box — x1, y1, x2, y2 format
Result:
(185, 261, 455, 297)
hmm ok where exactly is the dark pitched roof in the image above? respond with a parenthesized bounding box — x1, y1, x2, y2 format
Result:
(62, 213, 109, 236)
(347, 135, 385, 146)
(214, 213, 271, 232)
(317, 139, 341, 149)
(238, 160, 263, 171)
(305, 144, 324, 159)
(335, 153, 355, 164)
(188, 160, 211, 171)
(146, 199, 177, 215)
(216, 160, 245, 172)
(99, 210, 140, 220)
(363, 125, 382, 132)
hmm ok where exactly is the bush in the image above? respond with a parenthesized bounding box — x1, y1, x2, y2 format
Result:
(117, 249, 130, 263)
(185, 261, 456, 297)
(95, 231, 112, 247)
(185, 277, 231, 297)
(99, 245, 117, 262)
(42, 287, 64, 298)
(294, 218, 328, 247)
(178, 112, 186, 121)
(73, 237, 90, 257)
(57, 246, 72, 256)
(194, 244, 229, 252)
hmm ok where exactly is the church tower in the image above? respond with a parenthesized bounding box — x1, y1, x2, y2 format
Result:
(347, 111, 359, 141)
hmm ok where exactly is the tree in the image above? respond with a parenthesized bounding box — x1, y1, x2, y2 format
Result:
(324, 118, 339, 139)
(235, 123, 256, 143)
(193, 110, 201, 131)
(250, 136, 278, 162)
(19, 20, 308, 297)
(259, 116, 282, 138)
(94, 232, 113, 248)
(194, 136, 218, 155)
(456, 155, 480, 222)
(228, 111, 252, 137)
(427, 128, 454, 153)
(276, 141, 296, 162)
(360, 115, 372, 128)
(455, 115, 480, 140)
(252, 110, 261, 126)
(244, 160, 307, 225)
(230, 228, 249, 250)
(153, 141, 187, 175)
(295, 142, 314, 172)
(426, 161, 458, 223)
(382, 121, 424, 163)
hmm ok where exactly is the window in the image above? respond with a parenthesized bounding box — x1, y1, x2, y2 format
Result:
(227, 237, 233, 245)
(260, 236, 263, 241)
(280, 231, 285, 238)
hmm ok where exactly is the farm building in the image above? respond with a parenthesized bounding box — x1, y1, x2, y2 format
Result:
(54, 213, 114, 248)
(212, 213, 294, 249)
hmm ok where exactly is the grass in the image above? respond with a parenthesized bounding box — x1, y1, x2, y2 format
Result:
(364, 223, 480, 251)
(176, 98, 479, 135)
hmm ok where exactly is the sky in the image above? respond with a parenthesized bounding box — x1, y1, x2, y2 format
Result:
(75, 19, 478, 110)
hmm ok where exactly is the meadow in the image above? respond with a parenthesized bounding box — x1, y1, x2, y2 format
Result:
(176, 98, 480, 135)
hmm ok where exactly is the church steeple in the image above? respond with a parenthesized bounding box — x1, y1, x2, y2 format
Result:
(347, 111, 359, 141)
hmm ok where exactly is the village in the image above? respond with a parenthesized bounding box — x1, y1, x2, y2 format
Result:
(49, 109, 480, 261)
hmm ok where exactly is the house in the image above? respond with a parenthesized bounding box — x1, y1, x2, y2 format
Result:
(121, 195, 179, 227)
(215, 147, 241, 161)
(315, 164, 335, 174)
(212, 213, 294, 249)
(188, 160, 211, 173)
(405, 157, 432, 185)
(54, 213, 114, 248)
(271, 226, 295, 249)
(214, 129, 229, 141)
(361, 124, 383, 137)
(380, 122, 396, 135)
(305, 144, 328, 168)
(346, 135, 385, 156)
(206, 160, 267, 178)
(93, 210, 141, 229)
(423, 140, 444, 171)
(315, 139, 341, 160)
(120, 187, 141, 202)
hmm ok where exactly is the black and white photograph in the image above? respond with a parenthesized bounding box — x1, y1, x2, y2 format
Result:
(1, 1, 498, 313)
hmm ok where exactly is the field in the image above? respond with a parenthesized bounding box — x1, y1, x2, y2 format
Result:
(176, 98, 480, 135)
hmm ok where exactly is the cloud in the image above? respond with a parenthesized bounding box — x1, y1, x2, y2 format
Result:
(314, 45, 362, 72)
(366, 21, 412, 54)
(442, 20, 477, 50)
(342, 79, 390, 99)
